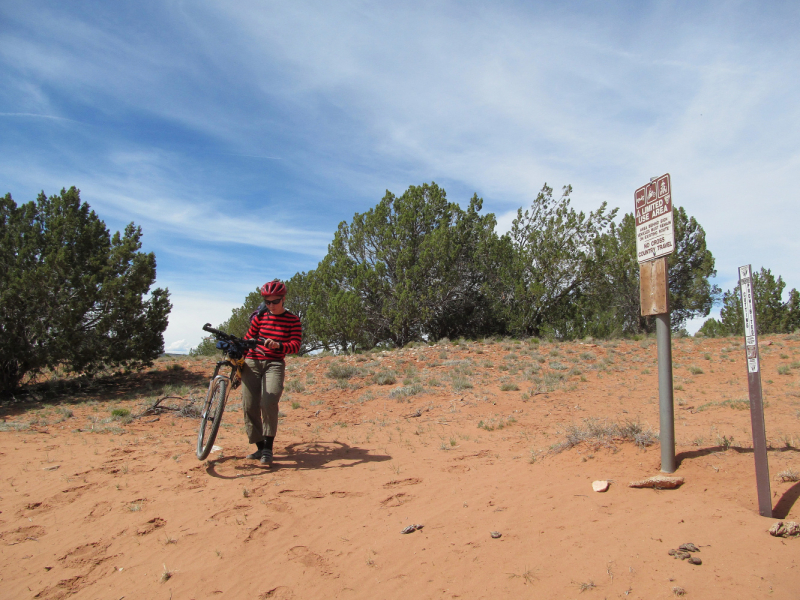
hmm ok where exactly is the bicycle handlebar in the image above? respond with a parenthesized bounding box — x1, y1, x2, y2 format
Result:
(202, 323, 231, 339)
(202, 323, 263, 350)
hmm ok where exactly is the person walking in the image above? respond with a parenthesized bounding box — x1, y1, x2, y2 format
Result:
(241, 280, 302, 465)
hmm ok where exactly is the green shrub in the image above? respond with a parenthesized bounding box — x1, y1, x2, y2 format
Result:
(372, 370, 397, 385)
(327, 363, 361, 380)
(389, 383, 424, 399)
(285, 379, 306, 392)
(451, 375, 473, 391)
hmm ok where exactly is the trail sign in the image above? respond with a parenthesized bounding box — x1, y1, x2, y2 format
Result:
(634, 173, 675, 263)
(738, 264, 772, 517)
(635, 173, 677, 474)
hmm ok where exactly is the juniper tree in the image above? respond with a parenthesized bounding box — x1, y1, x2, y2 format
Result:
(716, 267, 797, 335)
(0, 187, 171, 394)
(588, 207, 720, 336)
(312, 182, 498, 348)
(493, 184, 617, 338)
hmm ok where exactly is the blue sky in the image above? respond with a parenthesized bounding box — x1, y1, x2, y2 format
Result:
(2, 1, 799, 352)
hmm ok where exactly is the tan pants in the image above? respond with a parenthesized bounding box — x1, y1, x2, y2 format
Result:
(241, 359, 285, 443)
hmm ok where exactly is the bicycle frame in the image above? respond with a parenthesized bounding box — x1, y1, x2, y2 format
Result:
(205, 348, 247, 402)
(197, 323, 256, 459)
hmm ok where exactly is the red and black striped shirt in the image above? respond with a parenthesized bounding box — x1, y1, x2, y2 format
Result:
(244, 309, 302, 361)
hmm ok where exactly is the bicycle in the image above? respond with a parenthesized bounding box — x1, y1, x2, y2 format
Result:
(196, 323, 261, 460)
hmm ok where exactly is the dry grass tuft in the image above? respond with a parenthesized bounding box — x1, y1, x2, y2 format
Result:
(327, 363, 363, 380)
(552, 418, 657, 453)
(776, 468, 799, 483)
(160, 564, 174, 583)
(372, 370, 397, 385)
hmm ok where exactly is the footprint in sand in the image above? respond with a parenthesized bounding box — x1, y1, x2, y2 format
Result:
(287, 546, 331, 574)
(85, 501, 113, 522)
(278, 489, 325, 499)
(245, 519, 280, 542)
(383, 477, 422, 488)
(208, 504, 251, 521)
(261, 586, 295, 599)
(20, 484, 96, 518)
(59, 541, 113, 568)
(20, 501, 49, 517)
(1, 524, 46, 544)
(34, 574, 86, 600)
(444, 464, 470, 473)
(381, 493, 412, 507)
(136, 517, 166, 536)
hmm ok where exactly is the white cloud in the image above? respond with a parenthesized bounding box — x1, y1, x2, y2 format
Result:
(494, 208, 519, 237)
(3, 0, 800, 338)
(162, 291, 244, 355)
(165, 339, 188, 353)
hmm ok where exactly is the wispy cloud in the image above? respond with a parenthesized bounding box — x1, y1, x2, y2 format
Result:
(0, 112, 83, 123)
(2, 1, 799, 347)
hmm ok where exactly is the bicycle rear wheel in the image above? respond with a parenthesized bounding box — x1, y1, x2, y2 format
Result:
(196, 377, 228, 460)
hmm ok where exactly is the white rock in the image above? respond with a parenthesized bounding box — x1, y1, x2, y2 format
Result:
(592, 480, 609, 493)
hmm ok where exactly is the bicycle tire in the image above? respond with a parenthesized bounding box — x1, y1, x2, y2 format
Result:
(196, 377, 227, 460)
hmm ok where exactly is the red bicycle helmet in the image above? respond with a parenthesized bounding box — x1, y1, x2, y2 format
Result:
(261, 279, 287, 297)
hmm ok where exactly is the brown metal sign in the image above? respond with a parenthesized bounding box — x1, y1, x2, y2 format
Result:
(635, 173, 675, 263)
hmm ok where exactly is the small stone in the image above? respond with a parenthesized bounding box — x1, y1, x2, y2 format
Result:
(678, 543, 699, 553)
(769, 521, 800, 537)
(629, 475, 684, 489)
(490, 531, 502, 539)
(401, 524, 423, 534)
(687, 556, 702, 565)
(592, 480, 609, 493)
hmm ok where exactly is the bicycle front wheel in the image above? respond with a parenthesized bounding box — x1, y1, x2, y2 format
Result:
(196, 377, 228, 460)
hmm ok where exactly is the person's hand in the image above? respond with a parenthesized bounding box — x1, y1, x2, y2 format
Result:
(262, 338, 280, 350)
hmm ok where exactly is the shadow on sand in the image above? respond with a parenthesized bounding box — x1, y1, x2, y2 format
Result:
(773, 481, 800, 519)
(675, 445, 800, 468)
(676, 446, 800, 518)
(0, 365, 209, 418)
(204, 440, 391, 480)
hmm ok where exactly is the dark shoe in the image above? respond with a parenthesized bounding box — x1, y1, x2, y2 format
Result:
(247, 441, 265, 459)
(260, 448, 273, 466)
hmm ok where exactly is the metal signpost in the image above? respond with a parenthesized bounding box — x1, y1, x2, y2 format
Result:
(635, 174, 676, 473)
(738, 265, 772, 517)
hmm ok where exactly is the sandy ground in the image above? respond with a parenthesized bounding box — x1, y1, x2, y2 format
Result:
(1, 335, 799, 599)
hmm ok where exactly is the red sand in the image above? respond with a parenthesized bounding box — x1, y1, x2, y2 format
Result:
(1, 335, 799, 599)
